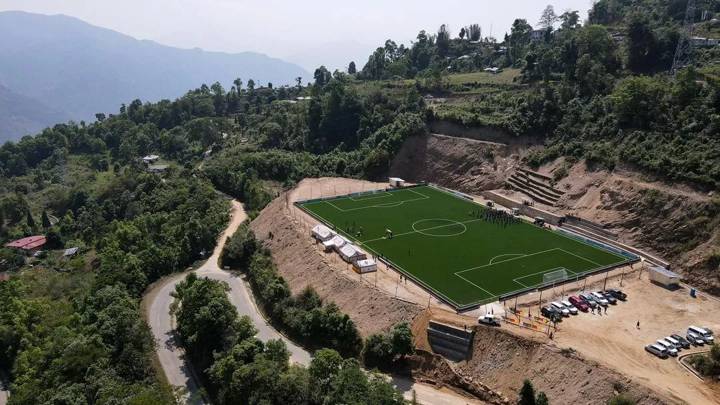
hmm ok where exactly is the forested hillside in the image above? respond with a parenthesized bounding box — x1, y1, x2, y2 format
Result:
(2, 0, 720, 403)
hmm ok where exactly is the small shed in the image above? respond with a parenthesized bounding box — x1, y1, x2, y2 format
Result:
(311, 224, 334, 242)
(389, 177, 405, 188)
(338, 243, 367, 263)
(649, 266, 681, 288)
(353, 258, 377, 274)
(142, 154, 160, 164)
(322, 235, 346, 252)
(63, 247, 79, 257)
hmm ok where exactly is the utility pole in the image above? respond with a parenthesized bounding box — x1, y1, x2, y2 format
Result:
(671, 0, 697, 75)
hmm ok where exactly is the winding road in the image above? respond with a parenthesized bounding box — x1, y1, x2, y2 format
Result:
(143, 199, 484, 404)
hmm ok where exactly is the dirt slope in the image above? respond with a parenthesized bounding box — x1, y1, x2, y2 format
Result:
(250, 194, 422, 336)
(390, 133, 720, 294)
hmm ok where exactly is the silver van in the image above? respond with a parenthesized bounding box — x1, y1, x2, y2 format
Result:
(645, 344, 668, 359)
(688, 326, 715, 344)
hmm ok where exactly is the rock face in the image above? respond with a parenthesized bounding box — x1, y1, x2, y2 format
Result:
(458, 327, 670, 405)
(390, 132, 720, 294)
(250, 195, 422, 336)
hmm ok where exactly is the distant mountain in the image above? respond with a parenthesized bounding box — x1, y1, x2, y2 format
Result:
(0, 11, 309, 140)
(0, 84, 69, 142)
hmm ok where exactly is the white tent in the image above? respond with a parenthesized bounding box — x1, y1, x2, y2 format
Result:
(353, 258, 377, 274)
(389, 177, 405, 188)
(322, 235, 346, 252)
(311, 224, 333, 242)
(338, 243, 367, 263)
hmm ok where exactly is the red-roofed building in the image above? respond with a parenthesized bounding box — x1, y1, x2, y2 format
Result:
(4, 235, 46, 253)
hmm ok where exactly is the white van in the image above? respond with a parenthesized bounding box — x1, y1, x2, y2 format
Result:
(550, 302, 570, 317)
(687, 331, 705, 346)
(656, 339, 678, 356)
(645, 344, 668, 359)
(688, 326, 715, 344)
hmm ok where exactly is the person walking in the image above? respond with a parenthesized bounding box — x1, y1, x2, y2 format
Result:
(636, 320, 640, 329)
(604, 306, 608, 314)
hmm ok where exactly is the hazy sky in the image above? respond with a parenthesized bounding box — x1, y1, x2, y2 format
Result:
(0, 0, 591, 71)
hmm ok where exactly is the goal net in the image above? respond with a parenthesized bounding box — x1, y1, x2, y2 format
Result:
(543, 268, 568, 284)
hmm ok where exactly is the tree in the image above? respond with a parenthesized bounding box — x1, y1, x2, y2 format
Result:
(459, 27, 466, 39)
(26, 209, 36, 229)
(626, 12, 658, 74)
(314, 66, 332, 87)
(468, 24, 482, 41)
(538, 5, 558, 29)
(519, 379, 536, 405)
(233, 78, 243, 92)
(295, 76, 303, 88)
(390, 322, 414, 358)
(437, 24, 451, 57)
(247, 79, 256, 93)
(536, 391, 549, 405)
(348, 61, 357, 74)
(559, 10, 580, 30)
(41, 210, 51, 228)
(608, 395, 637, 405)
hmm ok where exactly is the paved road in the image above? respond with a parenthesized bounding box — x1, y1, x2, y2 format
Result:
(144, 200, 482, 404)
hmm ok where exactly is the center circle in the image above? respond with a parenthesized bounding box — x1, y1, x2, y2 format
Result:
(411, 218, 467, 237)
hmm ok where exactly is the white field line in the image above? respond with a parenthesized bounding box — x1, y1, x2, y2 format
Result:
(325, 191, 430, 212)
(488, 253, 525, 264)
(455, 273, 496, 297)
(349, 192, 393, 202)
(360, 218, 485, 244)
(558, 248, 603, 267)
(454, 248, 562, 276)
(511, 266, 581, 288)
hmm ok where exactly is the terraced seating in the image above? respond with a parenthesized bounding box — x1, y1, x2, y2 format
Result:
(505, 168, 565, 207)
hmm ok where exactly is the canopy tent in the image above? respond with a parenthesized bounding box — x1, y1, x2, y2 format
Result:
(322, 235, 347, 252)
(311, 224, 334, 242)
(338, 243, 367, 263)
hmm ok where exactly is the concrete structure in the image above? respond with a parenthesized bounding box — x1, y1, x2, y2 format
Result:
(142, 154, 160, 164)
(427, 321, 475, 361)
(649, 266, 681, 288)
(389, 177, 405, 188)
(322, 235, 346, 252)
(338, 243, 366, 263)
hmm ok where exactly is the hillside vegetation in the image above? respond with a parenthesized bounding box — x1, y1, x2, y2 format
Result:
(2, 0, 720, 403)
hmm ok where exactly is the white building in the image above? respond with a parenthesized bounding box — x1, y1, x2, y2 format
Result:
(649, 266, 681, 288)
(353, 258, 377, 274)
(389, 177, 405, 188)
(322, 235, 346, 252)
(142, 154, 160, 164)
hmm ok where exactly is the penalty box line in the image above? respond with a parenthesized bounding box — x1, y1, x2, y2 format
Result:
(512, 267, 580, 288)
(325, 189, 430, 212)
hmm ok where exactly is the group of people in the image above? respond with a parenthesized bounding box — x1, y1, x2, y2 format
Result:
(471, 208, 519, 227)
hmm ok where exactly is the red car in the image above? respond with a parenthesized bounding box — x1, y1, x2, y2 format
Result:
(568, 295, 589, 312)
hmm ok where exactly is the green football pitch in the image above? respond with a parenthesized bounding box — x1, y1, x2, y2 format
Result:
(299, 185, 631, 309)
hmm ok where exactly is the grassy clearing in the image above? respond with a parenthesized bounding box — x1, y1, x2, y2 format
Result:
(300, 185, 629, 308)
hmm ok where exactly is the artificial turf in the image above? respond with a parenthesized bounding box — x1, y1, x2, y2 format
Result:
(299, 185, 630, 309)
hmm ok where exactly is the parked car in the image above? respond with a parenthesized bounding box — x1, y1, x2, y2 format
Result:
(655, 339, 678, 356)
(478, 314, 499, 326)
(665, 336, 683, 351)
(541, 306, 562, 322)
(560, 300, 579, 315)
(645, 344, 669, 359)
(670, 334, 691, 349)
(687, 331, 705, 346)
(600, 291, 617, 305)
(689, 326, 715, 344)
(568, 296, 589, 312)
(591, 291, 609, 306)
(606, 288, 627, 301)
(579, 293, 598, 308)
(550, 302, 570, 317)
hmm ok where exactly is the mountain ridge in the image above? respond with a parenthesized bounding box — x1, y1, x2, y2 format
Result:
(0, 10, 309, 141)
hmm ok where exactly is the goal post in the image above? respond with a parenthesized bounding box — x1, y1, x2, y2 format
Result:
(543, 268, 568, 285)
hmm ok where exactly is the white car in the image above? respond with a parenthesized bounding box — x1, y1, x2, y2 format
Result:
(560, 300, 578, 315)
(645, 344, 668, 359)
(664, 336, 682, 351)
(591, 292, 609, 307)
(478, 314, 499, 326)
(689, 326, 715, 344)
(656, 339, 678, 356)
(550, 302, 570, 317)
